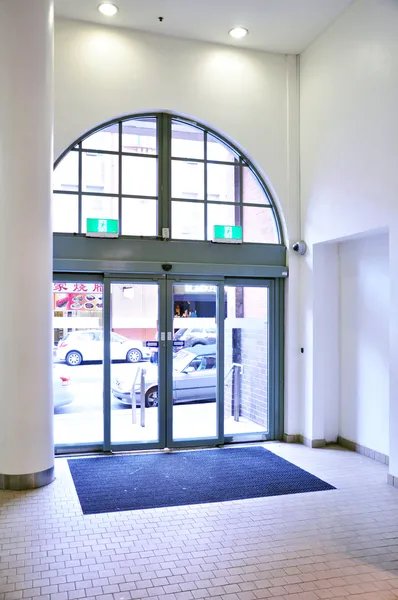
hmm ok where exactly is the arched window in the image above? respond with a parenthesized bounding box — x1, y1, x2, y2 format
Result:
(53, 114, 282, 244)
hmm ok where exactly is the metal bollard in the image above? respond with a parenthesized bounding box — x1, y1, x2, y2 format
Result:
(140, 368, 146, 428)
(233, 364, 241, 422)
(131, 367, 140, 424)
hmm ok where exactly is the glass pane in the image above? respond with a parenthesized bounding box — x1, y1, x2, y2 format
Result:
(122, 156, 157, 196)
(243, 206, 279, 243)
(52, 193, 79, 233)
(172, 160, 204, 199)
(243, 166, 268, 204)
(81, 196, 119, 233)
(110, 283, 159, 444)
(207, 134, 238, 162)
(122, 118, 157, 154)
(207, 163, 238, 202)
(82, 152, 119, 194)
(82, 123, 119, 151)
(207, 203, 239, 240)
(172, 201, 204, 240)
(172, 121, 204, 160)
(53, 151, 78, 191)
(53, 280, 104, 446)
(224, 285, 269, 436)
(172, 283, 218, 441)
(122, 198, 157, 236)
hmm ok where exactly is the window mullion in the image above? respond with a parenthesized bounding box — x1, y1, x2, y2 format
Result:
(158, 114, 171, 237)
(204, 131, 208, 240)
(78, 142, 82, 233)
(118, 122, 122, 234)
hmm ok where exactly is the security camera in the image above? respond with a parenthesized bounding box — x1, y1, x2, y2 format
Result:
(292, 241, 307, 255)
(162, 263, 172, 272)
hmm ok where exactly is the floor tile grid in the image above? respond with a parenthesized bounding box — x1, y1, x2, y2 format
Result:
(1, 444, 398, 600)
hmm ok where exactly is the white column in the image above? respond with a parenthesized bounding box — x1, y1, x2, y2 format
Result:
(312, 242, 339, 444)
(283, 55, 302, 439)
(388, 227, 398, 486)
(0, 0, 54, 489)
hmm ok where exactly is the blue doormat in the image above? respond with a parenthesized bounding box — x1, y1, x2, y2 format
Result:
(68, 446, 335, 515)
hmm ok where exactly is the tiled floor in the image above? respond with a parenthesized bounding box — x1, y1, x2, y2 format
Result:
(1, 443, 398, 600)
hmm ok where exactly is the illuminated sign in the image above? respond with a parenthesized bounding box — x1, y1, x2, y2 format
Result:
(86, 218, 119, 238)
(213, 225, 242, 244)
(185, 285, 217, 293)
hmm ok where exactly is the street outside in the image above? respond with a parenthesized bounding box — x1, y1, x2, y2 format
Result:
(53, 361, 267, 445)
(53, 361, 144, 414)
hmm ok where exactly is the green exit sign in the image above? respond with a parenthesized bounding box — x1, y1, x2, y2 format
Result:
(213, 225, 242, 244)
(86, 218, 119, 238)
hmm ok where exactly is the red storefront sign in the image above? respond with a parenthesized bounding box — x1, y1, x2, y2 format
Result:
(53, 283, 103, 311)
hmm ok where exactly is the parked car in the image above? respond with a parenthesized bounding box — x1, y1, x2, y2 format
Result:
(149, 327, 217, 363)
(53, 364, 74, 410)
(174, 327, 217, 348)
(112, 344, 217, 407)
(56, 330, 151, 366)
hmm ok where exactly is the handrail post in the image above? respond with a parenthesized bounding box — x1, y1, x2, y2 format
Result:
(140, 368, 146, 427)
(233, 364, 241, 422)
(131, 367, 140, 424)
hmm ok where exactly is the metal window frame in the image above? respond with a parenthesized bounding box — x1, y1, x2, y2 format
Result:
(53, 112, 284, 245)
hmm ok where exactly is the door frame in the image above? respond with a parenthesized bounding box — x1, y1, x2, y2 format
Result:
(223, 278, 284, 443)
(104, 274, 168, 452)
(106, 274, 224, 452)
(165, 276, 224, 448)
(53, 271, 283, 454)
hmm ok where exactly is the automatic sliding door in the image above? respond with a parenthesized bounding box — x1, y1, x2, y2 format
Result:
(169, 281, 222, 445)
(54, 274, 278, 452)
(109, 281, 163, 448)
(53, 278, 104, 448)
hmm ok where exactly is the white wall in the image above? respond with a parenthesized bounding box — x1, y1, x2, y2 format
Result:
(54, 19, 302, 437)
(339, 234, 389, 455)
(300, 0, 398, 474)
(54, 19, 291, 229)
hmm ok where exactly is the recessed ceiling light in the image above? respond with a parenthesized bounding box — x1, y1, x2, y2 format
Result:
(98, 3, 119, 17)
(229, 27, 249, 39)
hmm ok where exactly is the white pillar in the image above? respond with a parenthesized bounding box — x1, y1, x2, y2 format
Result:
(312, 242, 339, 444)
(0, 0, 54, 489)
(388, 227, 398, 486)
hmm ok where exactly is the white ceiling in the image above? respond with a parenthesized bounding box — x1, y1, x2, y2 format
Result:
(54, 0, 354, 54)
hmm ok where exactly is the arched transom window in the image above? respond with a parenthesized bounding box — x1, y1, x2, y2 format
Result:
(53, 114, 282, 244)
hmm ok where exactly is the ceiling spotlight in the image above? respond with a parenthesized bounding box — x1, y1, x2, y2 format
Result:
(98, 3, 119, 17)
(229, 27, 248, 39)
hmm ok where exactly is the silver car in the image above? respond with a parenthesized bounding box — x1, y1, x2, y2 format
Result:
(112, 345, 217, 407)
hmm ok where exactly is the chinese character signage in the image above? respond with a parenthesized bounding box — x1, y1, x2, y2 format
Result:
(53, 283, 103, 311)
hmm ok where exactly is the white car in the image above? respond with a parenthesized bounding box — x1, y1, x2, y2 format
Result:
(56, 330, 150, 366)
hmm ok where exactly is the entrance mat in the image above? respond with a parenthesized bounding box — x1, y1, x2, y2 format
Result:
(68, 446, 335, 515)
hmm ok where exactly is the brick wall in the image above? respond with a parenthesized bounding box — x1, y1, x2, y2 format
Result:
(224, 287, 269, 429)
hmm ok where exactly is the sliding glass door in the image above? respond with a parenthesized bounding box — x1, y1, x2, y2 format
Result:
(53, 274, 279, 453)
